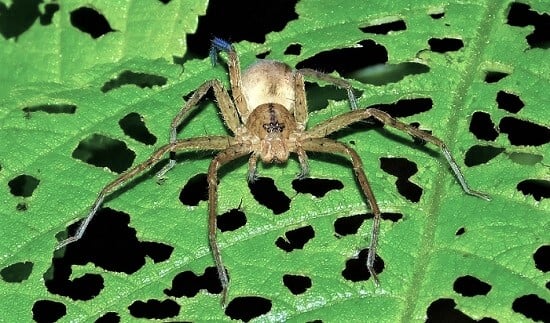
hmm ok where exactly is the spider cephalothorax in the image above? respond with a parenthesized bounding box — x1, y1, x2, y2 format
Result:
(57, 37, 489, 307)
(246, 102, 297, 164)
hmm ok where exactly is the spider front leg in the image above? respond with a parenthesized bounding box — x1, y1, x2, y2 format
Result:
(56, 136, 233, 250)
(301, 138, 382, 285)
(155, 80, 241, 180)
(307, 108, 491, 200)
(207, 143, 251, 306)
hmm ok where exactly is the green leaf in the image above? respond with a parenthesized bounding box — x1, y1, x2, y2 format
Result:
(1, 0, 548, 322)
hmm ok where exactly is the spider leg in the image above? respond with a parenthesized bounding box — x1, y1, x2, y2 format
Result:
(301, 138, 381, 285)
(307, 108, 491, 200)
(297, 68, 358, 110)
(293, 70, 308, 129)
(156, 80, 241, 180)
(295, 146, 310, 179)
(247, 153, 259, 182)
(211, 37, 249, 119)
(292, 70, 311, 178)
(207, 143, 251, 307)
(56, 136, 234, 250)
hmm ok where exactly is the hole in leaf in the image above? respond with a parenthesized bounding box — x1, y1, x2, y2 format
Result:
(296, 39, 388, 76)
(96, 312, 120, 322)
(248, 177, 290, 214)
(360, 19, 406, 34)
(350, 62, 430, 86)
(499, 117, 550, 146)
(225, 296, 272, 321)
(141, 242, 174, 263)
(256, 50, 271, 59)
(8, 174, 39, 197)
(48, 208, 172, 300)
(16, 202, 28, 211)
(32, 300, 66, 323)
(128, 299, 180, 319)
(179, 173, 208, 206)
(512, 294, 550, 322)
(291, 177, 343, 197)
(164, 266, 222, 297)
(382, 212, 404, 222)
(0, 1, 59, 39)
(464, 145, 504, 167)
(184, 0, 298, 58)
(533, 245, 549, 272)
(453, 275, 492, 296)
(395, 178, 423, 202)
(496, 90, 525, 113)
(72, 134, 135, 174)
(284, 43, 301, 55)
(517, 179, 549, 201)
(48, 273, 105, 301)
(70, 7, 115, 39)
(56, 208, 161, 273)
(118, 112, 157, 145)
(426, 298, 498, 323)
(0, 261, 33, 282)
(507, 2, 550, 49)
(483, 70, 510, 83)
(41, 3, 59, 25)
(342, 248, 384, 282)
(334, 213, 403, 237)
(304, 83, 351, 111)
(409, 122, 432, 146)
(218, 207, 247, 232)
(282, 274, 312, 295)
(369, 98, 433, 118)
(469, 111, 498, 141)
(429, 11, 445, 19)
(275, 226, 315, 252)
(334, 214, 366, 236)
(101, 71, 168, 93)
(22, 104, 77, 115)
(456, 227, 466, 236)
(428, 38, 464, 53)
(380, 157, 422, 202)
(507, 152, 543, 166)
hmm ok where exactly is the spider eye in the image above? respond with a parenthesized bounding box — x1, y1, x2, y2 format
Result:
(262, 121, 285, 133)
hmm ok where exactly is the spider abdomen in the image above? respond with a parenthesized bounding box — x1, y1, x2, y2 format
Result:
(241, 60, 296, 114)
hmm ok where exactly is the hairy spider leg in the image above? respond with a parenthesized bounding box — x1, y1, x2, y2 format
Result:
(292, 70, 311, 178)
(211, 38, 248, 120)
(298, 68, 358, 110)
(301, 138, 381, 285)
(301, 108, 490, 283)
(210, 37, 233, 66)
(306, 108, 491, 200)
(56, 136, 234, 250)
(207, 143, 251, 306)
(156, 80, 240, 179)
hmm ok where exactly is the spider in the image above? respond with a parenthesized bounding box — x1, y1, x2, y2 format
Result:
(57, 37, 490, 306)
